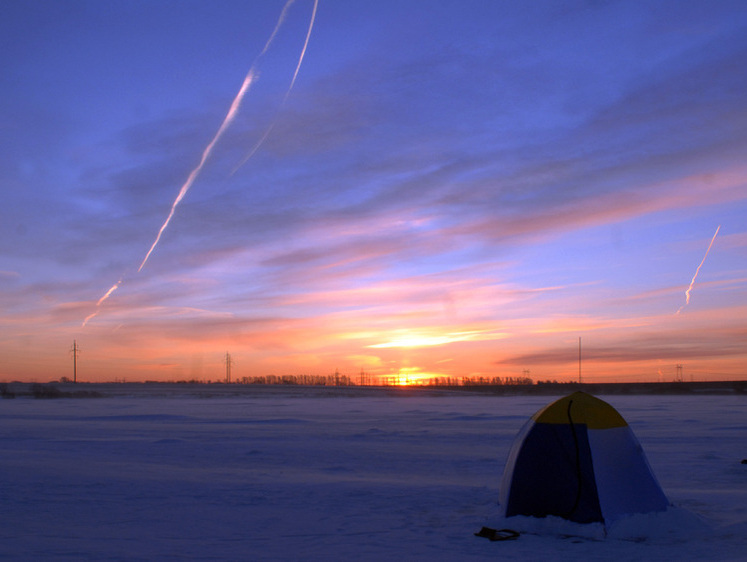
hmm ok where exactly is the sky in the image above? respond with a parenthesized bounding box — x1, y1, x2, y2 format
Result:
(2, 0, 746, 384)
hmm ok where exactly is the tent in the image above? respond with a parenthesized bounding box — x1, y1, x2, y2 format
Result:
(499, 391, 669, 528)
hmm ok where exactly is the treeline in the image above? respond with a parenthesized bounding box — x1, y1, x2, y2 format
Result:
(0, 382, 101, 399)
(191, 374, 535, 387)
(461, 376, 533, 386)
(237, 374, 356, 386)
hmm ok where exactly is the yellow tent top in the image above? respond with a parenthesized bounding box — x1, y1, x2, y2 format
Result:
(531, 391, 628, 429)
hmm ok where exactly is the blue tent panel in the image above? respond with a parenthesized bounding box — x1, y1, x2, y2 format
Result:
(503, 422, 603, 524)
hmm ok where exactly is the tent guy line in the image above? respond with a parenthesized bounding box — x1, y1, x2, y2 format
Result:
(82, 0, 318, 327)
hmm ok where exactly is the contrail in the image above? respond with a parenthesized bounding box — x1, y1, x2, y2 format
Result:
(138, 69, 256, 272)
(232, 123, 276, 175)
(233, 0, 318, 174)
(84, 0, 311, 326)
(288, 0, 318, 95)
(260, 0, 297, 57)
(141, 0, 317, 270)
(677, 225, 720, 314)
(82, 277, 123, 326)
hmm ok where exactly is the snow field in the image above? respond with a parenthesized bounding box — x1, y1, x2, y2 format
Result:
(1, 390, 744, 560)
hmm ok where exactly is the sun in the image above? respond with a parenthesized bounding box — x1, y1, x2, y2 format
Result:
(387, 367, 445, 386)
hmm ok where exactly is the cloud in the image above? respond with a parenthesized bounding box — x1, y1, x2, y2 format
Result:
(500, 334, 747, 366)
(498, 307, 747, 367)
(64, 2, 746, 291)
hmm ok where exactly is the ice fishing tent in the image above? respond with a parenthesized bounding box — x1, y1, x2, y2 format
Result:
(499, 391, 668, 527)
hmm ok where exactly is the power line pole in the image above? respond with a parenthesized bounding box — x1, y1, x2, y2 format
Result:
(578, 337, 582, 384)
(71, 340, 80, 383)
(225, 352, 232, 383)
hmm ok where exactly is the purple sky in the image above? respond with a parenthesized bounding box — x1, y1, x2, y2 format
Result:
(2, 0, 746, 383)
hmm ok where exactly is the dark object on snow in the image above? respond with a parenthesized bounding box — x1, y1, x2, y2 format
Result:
(499, 392, 669, 529)
(0, 383, 15, 398)
(474, 526, 520, 541)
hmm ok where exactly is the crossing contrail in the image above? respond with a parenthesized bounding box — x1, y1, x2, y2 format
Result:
(676, 225, 720, 314)
(288, 0, 318, 94)
(83, 0, 316, 327)
(233, 0, 318, 174)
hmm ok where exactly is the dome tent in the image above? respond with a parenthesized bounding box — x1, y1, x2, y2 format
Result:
(499, 391, 669, 529)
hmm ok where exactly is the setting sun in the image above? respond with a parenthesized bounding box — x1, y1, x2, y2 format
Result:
(383, 368, 449, 386)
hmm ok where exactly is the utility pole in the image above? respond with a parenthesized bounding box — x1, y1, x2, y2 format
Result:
(578, 337, 582, 384)
(71, 340, 80, 383)
(225, 352, 232, 383)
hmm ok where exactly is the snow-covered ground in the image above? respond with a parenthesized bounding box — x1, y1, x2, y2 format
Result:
(1, 387, 744, 560)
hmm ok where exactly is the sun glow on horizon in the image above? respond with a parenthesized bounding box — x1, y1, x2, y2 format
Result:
(367, 329, 506, 349)
(385, 367, 450, 386)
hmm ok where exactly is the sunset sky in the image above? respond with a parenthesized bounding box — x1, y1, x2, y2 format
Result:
(2, 0, 746, 384)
